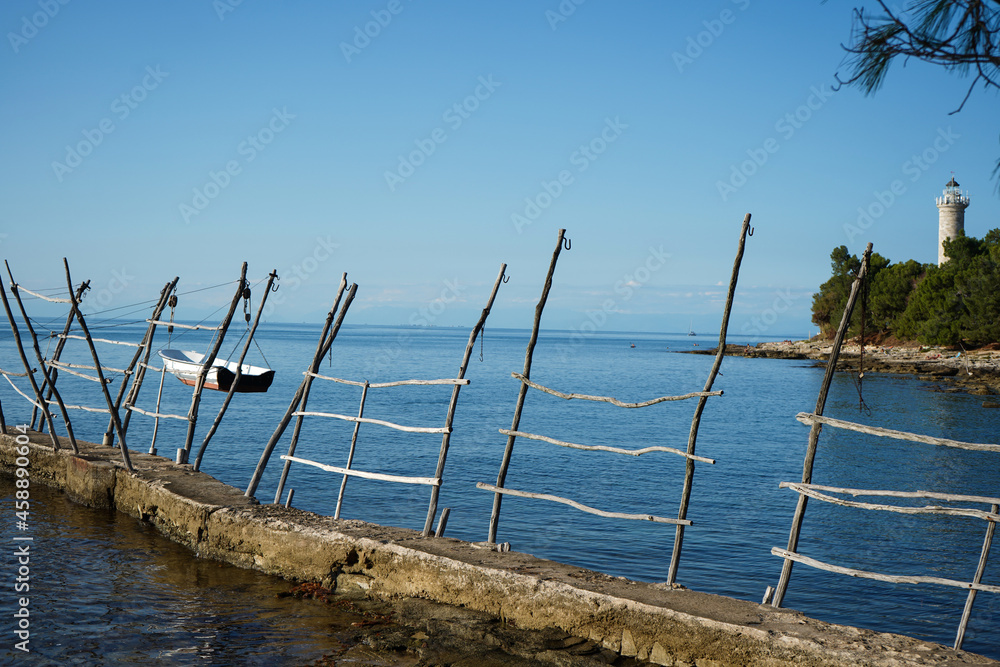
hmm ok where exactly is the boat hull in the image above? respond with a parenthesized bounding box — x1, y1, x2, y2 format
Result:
(158, 350, 274, 393)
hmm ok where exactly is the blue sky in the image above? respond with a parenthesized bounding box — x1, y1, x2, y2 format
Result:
(1, 1, 998, 337)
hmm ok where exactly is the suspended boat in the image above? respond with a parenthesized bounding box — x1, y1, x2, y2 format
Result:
(158, 349, 275, 393)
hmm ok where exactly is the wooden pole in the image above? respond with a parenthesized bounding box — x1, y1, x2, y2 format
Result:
(104, 278, 178, 446)
(667, 213, 751, 584)
(62, 258, 132, 470)
(488, 231, 567, 544)
(246, 275, 346, 498)
(0, 264, 73, 451)
(334, 381, 368, 519)
(272, 282, 357, 504)
(954, 503, 998, 650)
(194, 270, 278, 471)
(32, 280, 89, 431)
(423, 263, 507, 536)
(771, 242, 873, 608)
(148, 365, 167, 454)
(181, 262, 248, 461)
(245, 276, 354, 498)
(0, 395, 6, 435)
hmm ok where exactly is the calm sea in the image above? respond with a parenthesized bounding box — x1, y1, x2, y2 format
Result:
(1, 321, 998, 661)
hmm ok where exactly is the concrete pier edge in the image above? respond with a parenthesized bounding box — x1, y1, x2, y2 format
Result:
(2, 431, 995, 667)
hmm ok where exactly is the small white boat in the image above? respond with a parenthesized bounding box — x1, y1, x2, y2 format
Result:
(158, 349, 275, 393)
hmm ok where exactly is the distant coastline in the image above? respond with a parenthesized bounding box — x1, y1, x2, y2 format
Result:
(683, 339, 1000, 399)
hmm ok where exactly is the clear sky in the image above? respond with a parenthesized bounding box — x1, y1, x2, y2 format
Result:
(2, 1, 998, 337)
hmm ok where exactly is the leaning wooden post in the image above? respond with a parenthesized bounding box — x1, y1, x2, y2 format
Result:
(488, 231, 568, 544)
(954, 503, 998, 650)
(272, 282, 358, 504)
(180, 262, 248, 462)
(104, 278, 178, 446)
(0, 264, 74, 451)
(62, 259, 133, 470)
(193, 270, 278, 471)
(32, 280, 89, 432)
(0, 396, 6, 435)
(423, 263, 507, 536)
(335, 381, 369, 519)
(244, 275, 350, 498)
(771, 243, 873, 608)
(667, 213, 751, 585)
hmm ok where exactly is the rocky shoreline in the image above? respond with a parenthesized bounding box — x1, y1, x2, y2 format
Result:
(682, 339, 1000, 401)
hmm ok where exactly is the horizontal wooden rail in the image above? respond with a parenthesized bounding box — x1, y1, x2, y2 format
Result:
(500, 429, 715, 464)
(0, 368, 33, 378)
(49, 359, 127, 375)
(146, 319, 220, 331)
(513, 373, 721, 408)
(281, 455, 441, 486)
(771, 548, 1000, 594)
(2, 374, 41, 408)
(45, 363, 107, 384)
(61, 403, 109, 414)
(305, 371, 469, 388)
(291, 410, 449, 434)
(124, 404, 187, 421)
(781, 482, 1000, 509)
(781, 483, 1000, 522)
(476, 482, 691, 525)
(796, 412, 1000, 453)
(137, 362, 164, 372)
(59, 334, 140, 347)
(16, 286, 70, 303)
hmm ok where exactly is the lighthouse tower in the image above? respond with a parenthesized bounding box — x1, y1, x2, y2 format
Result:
(936, 176, 970, 265)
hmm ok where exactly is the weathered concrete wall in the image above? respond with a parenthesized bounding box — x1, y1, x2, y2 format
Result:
(2, 431, 996, 667)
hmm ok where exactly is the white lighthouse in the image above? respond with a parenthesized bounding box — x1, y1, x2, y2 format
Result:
(936, 176, 970, 265)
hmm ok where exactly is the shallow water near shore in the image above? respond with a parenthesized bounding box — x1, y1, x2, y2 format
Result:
(1, 323, 998, 660)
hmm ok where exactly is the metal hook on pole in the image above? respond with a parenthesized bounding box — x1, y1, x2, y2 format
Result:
(563, 237, 571, 250)
(748, 227, 754, 237)
(502, 274, 510, 283)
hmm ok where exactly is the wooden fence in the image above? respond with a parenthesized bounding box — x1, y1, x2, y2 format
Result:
(251, 265, 508, 537)
(480, 218, 752, 583)
(769, 243, 1000, 650)
(0, 259, 275, 473)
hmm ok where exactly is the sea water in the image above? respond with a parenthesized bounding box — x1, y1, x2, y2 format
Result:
(1, 322, 997, 660)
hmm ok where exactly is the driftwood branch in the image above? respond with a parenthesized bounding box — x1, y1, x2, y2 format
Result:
(290, 410, 449, 434)
(424, 262, 508, 536)
(15, 286, 71, 303)
(48, 360, 126, 373)
(59, 334, 140, 347)
(668, 213, 751, 584)
(780, 483, 1000, 522)
(489, 229, 567, 544)
(306, 372, 469, 388)
(772, 243, 874, 607)
(795, 412, 1000, 453)
(2, 373, 42, 408)
(124, 404, 187, 421)
(512, 373, 722, 407)
(771, 548, 1000, 594)
(780, 482, 1000, 507)
(281, 455, 440, 486)
(59, 403, 109, 414)
(0, 368, 34, 378)
(499, 429, 715, 463)
(478, 483, 691, 525)
(145, 319, 220, 331)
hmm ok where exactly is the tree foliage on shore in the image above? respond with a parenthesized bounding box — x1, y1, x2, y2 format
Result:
(811, 229, 1000, 346)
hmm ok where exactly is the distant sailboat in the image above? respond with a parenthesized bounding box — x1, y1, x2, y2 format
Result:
(687, 320, 696, 336)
